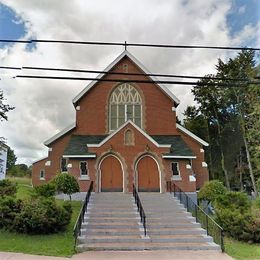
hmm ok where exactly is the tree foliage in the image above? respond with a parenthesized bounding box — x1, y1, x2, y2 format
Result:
(184, 50, 259, 193)
(7, 147, 17, 170)
(0, 90, 14, 121)
(54, 173, 79, 200)
(198, 180, 227, 203)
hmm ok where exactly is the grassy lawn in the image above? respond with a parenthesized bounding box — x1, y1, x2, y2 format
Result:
(224, 237, 260, 260)
(7, 176, 32, 186)
(0, 200, 81, 257)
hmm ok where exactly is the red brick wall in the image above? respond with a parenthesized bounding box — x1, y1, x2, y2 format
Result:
(75, 56, 178, 135)
(32, 158, 48, 187)
(178, 130, 209, 189)
(32, 131, 74, 186)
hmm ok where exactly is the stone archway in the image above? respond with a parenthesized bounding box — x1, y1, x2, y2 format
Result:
(99, 155, 123, 192)
(136, 155, 160, 192)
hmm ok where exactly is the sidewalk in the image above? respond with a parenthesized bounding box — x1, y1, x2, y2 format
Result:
(0, 251, 233, 260)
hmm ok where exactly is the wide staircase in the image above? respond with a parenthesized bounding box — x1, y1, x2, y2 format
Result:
(76, 192, 220, 251)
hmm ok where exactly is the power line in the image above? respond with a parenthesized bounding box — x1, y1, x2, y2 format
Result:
(0, 39, 259, 51)
(0, 65, 256, 82)
(14, 75, 259, 87)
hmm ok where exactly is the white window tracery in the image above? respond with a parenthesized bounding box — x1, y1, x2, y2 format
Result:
(109, 84, 142, 130)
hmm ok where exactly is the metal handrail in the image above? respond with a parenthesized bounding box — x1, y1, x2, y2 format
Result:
(73, 181, 93, 248)
(133, 184, 147, 236)
(166, 181, 224, 252)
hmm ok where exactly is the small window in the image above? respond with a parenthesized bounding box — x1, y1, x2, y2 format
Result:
(80, 162, 88, 176)
(125, 129, 134, 145)
(40, 169, 45, 179)
(171, 162, 180, 176)
(123, 64, 128, 73)
(61, 158, 67, 172)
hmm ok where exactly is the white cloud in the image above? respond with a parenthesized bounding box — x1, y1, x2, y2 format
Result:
(0, 0, 258, 164)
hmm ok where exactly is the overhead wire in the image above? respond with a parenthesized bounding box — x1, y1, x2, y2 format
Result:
(0, 65, 258, 82)
(0, 39, 259, 51)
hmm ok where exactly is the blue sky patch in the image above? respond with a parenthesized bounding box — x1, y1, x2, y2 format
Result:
(227, 0, 259, 41)
(0, 3, 26, 48)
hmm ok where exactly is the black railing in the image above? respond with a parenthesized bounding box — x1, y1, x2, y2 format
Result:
(73, 181, 93, 248)
(133, 184, 147, 236)
(166, 181, 224, 252)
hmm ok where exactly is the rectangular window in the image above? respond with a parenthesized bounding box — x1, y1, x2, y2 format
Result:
(61, 158, 67, 172)
(171, 162, 180, 176)
(80, 162, 88, 176)
(40, 169, 45, 179)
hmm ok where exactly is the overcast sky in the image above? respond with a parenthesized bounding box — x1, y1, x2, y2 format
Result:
(0, 0, 259, 165)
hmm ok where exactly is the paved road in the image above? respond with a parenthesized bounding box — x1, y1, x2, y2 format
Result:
(0, 251, 233, 260)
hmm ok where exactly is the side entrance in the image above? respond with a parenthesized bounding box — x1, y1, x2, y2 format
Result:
(136, 155, 160, 192)
(100, 155, 123, 192)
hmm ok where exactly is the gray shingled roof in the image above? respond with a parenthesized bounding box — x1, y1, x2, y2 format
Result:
(63, 135, 107, 156)
(63, 134, 194, 158)
(151, 135, 194, 157)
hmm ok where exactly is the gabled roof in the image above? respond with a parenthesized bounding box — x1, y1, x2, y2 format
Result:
(72, 50, 180, 106)
(63, 135, 107, 156)
(151, 135, 195, 158)
(87, 120, 171, 148)
(176, 124, 209, 146)
(44, 122, 76, 146)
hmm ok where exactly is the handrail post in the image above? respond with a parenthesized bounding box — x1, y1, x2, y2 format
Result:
(221, 229, 224, 252)
(168, 180, 224, 252)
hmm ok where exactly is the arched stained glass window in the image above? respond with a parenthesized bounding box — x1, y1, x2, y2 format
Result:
(109, 84, 142, 131)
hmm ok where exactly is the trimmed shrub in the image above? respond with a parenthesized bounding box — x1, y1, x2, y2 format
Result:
(198, 180, 227, 204)
(0, 179, 17, 197)
(12, 197, 72, 234)
(34, 182, 56, 197)
(0, 196, 22, 229)
(214, 191, 260, 242)
(54, 173, 79, 200)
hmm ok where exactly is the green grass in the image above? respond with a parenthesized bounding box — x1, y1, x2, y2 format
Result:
(0, 200, 81, 257)
(225, 237, 260, 260)
(7, 176, 32, 186)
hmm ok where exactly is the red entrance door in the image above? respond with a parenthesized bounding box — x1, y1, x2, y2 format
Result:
(100, 156, 123, 192)
(137, 156, 160, 192)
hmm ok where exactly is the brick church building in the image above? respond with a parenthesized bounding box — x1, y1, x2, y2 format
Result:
(32, 50, 209, 194)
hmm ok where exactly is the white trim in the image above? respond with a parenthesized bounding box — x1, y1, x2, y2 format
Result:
(45, 160, 51, 166)
(186, 164, 192, 169)
(171, 175, 182, 181)
(88, 120, 171, 148)
(135, 154, 162, 193)
(98, 154, 125, 193)
(162, 155, 197, 159)
(189, 175, 196, 182)
(176, 124, 209, 146)
(63, 154, 96, 158)
(76, 106, 80, 111)
(171, 107, 176, 111)
(32, 156, 48, 164)
(67, 163, 72, 168)
(72, 50, 180, 105)
(48, 148, 53, 152)
(44, 122, 76, 146)
(202, 162, 208, 167)
(200, 148, 204, 153)
(78, 176, 90, 181)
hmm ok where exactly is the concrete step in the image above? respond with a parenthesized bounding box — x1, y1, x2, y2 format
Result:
(77, 242, 221, 251)
(148, 228, 207, 235)
(82, 223, 140, 229)
(81, 229, 141, 236)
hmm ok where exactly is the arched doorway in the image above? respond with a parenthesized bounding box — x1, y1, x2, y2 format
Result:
(136, 155, 160, 192)
(100, 155, 123, 192)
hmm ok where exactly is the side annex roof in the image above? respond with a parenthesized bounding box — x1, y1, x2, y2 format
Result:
(44, 122, 76, 146)
(72, 50, 180, 106)
(176, 123, 209, 146)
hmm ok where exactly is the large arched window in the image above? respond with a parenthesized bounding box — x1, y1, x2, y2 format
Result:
(109, 84, 142, 131)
